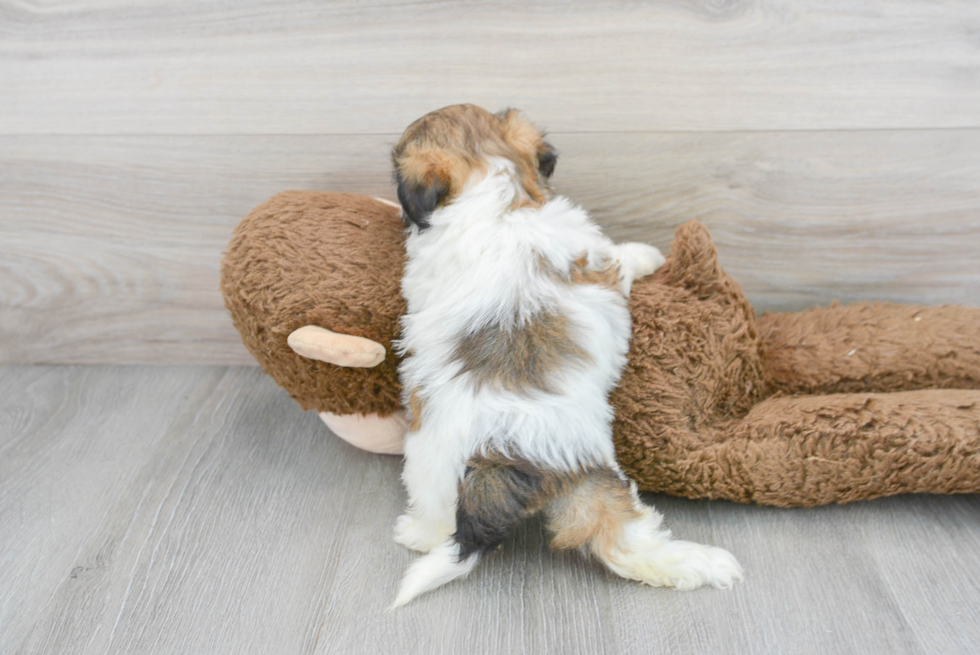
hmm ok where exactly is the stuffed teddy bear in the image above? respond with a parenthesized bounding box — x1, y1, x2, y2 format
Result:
(221, 191, 980, 507)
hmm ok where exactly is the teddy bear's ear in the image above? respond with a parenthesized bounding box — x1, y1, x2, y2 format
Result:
(660, 220, 723, 297)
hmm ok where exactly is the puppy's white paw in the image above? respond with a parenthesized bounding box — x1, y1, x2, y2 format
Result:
(619, 242, 666, 279)
(393, 514, 452, 554)
(649, 541, 744, 591)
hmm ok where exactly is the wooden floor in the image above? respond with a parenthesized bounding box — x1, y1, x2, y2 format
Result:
(1, 365, 978, 655)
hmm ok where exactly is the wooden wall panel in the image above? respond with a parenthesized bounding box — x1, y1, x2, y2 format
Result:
(2, 131, 977, 364)
(1, 0, 978, 134)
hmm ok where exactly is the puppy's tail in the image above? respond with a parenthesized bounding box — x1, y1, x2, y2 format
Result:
(391, 453, 558, 607)
(391, 539, 480, 608)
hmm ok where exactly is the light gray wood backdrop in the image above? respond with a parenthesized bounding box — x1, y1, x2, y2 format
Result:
(2, 0, 979, 364)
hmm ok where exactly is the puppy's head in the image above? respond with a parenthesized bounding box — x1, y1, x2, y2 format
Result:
(392, 104, 558, 230)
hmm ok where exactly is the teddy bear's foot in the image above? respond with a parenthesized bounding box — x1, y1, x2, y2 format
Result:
(393, 513, 453, 554)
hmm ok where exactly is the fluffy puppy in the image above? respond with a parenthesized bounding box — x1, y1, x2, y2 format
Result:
(391, 104, 742, 606)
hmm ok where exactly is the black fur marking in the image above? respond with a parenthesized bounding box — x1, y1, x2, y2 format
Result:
(454, 458, 549, 561)
(395, 168, 446, 231)
(538, 142, 558, 179)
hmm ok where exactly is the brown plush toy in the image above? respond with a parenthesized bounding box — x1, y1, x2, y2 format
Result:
(221, 191, 980, 507)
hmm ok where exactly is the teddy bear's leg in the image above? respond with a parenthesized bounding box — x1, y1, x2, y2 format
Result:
(394, 427, 464, 553)
(759, 303, 980, 395)
(700, 389, 980, 507)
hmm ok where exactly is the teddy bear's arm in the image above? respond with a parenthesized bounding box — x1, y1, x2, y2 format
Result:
(758, 303, 980, 395)
(287, 325, 386, 368)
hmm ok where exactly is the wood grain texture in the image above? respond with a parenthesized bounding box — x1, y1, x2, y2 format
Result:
(0, 365, 226, 653)
(1, 0, 979, 134)
(12, 366, 379, 655)
(1, 365, 978, 654)
(1, 131, 978, 364)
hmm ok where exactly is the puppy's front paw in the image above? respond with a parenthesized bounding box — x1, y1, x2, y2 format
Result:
(393, 514, 451, 553)
(619, 242, 666, 279)
(654, 541, 744, 591)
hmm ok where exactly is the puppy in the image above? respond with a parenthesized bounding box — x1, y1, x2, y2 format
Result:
(391, 104, 742, 606)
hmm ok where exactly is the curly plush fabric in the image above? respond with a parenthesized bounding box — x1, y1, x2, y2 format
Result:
(759, 302, 980, 395)
(221, 193, 980, 506)
(221, 192, 406, 417)
(612, 221, 980, 506)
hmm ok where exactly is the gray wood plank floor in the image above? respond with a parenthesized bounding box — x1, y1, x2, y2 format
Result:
(1, 365, 978, 655)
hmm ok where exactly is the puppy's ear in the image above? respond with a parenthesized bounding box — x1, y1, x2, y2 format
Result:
(537, 142, 558, 179)
(393, 150, 449, 231)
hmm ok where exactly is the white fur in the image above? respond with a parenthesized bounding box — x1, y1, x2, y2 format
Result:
(393, 158, 739, 604)
(591, 486, 743, 591)
(391, 541, 479, 609)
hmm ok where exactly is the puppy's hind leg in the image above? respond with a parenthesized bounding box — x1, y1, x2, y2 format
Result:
(393, 455, 556, 607)
(547, 469, 743, 591)
(395, 426, 463, 553)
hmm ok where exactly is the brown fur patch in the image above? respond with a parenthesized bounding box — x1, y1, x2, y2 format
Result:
(498, 108, 550, 206)
(392, 104, 553, 213)
(408, 388, 424, 432)
(455, 453, 587, 559)
(546, 469, 641, 551)
(570, 254, 621, 290)
(538, 253, 622, 292)
(459, 454, 575, 517)
(454, 454, 640, 562)
(536, 255, 567, 284)
(452, 311, 591, 393)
